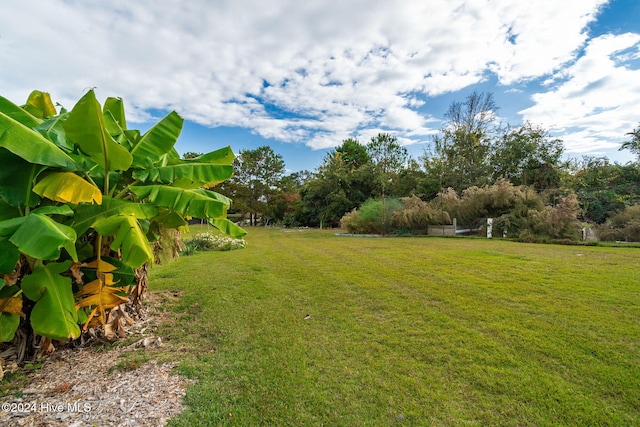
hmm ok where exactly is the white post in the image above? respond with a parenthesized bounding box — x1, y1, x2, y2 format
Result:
(487, 218, 493, 238)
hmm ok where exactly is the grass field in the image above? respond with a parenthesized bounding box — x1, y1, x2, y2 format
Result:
(149, 227, 639, 426)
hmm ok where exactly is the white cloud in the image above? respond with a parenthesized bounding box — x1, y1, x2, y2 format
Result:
(519, 33, 640, 153)
(0, 0, 620, 152)
(487, 1, 608, 84)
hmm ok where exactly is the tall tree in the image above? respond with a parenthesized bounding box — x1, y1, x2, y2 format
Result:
(293, 139, 376, 227)
(424, 92, 498, 191)
(366, 133, 409, 234)
(269, 172, 305, 226)
(563, 156, 640, 223)
(366, 133, 409, 177)
(620, 124, 640, 162)
(492, 122, 565, 189)
(391, 158, 429, 198)
(445, 91, 498, 135)
(227, 146, 285, 226)
(336, 138, 370, 169)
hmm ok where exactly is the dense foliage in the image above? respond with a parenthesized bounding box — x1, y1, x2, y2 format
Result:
(222, 146, 285, 226)
(339, 180, 583, 241)
(564, 157, 640, 224)
(598, 205, 640, 242)
(217, 92, 639, 242)
(339, 198, 403, 235)
(0, 90, 244, 353)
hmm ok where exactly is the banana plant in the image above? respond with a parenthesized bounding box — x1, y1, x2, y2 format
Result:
(0, 90, 245, 345)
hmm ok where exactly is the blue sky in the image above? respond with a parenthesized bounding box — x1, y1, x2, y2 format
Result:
(1, 0, 639, 172)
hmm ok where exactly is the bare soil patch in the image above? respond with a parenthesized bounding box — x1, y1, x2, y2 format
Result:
(0, 292, 192, 427)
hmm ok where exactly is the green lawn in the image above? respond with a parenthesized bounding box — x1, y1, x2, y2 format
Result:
(150, 227, 640, 426)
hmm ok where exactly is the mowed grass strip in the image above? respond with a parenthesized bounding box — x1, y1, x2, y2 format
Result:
(151, 227, 640, 426)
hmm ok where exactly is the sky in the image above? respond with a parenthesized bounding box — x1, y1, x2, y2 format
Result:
(1, 0, 639, 173)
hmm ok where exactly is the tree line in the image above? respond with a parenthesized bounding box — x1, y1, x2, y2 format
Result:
(212, 92, 640, 241)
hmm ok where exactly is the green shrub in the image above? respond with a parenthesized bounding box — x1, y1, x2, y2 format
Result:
(598, 205, 640, 242)
(460, 179, 544, 223)
(431, 187, 460, 224)
(432, 180, 546, 237)
(340, 198, 402, 234)
(391, 195, 444, 233)
(525, 194, 582, 241)
(340, 209, 365, 234)
(183, 232, 247, 252)
(180, 245, 197, 256)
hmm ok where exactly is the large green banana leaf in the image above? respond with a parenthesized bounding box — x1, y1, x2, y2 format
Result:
(0, 240, 20, 275)
(0, 199, 20, 221)
(9, 214, 78, 261)
(36, 115, 75, 153)
(0, 205, 73, 275)
(0, 313, 20, 342)
(33, 172, 102, 205)
(21, 261, 80, 340)
(192, 188, 232, 207)
(0, 205, 74, 239)
(130, 185, 231, 219)
(0, 95, 41, 128)
(130, 111, 183, 168)
(0, 217, 25, 238)
(71, 196, 158, 235)
(93, 214, 154, 267)
(63, 90, 132, 172)
(103, 97, 127, 130)
(123, 129, 141, 151)
(0, 149, 46, 209)
(152, 208, 188, 229)
(210, 218, 247, 238)
(0, 112, 75, 169)
(133, 163, 233, 188)
(183, 146, 236, 165)
(103, 111, 130, 150)
(31, 205, 75, 217)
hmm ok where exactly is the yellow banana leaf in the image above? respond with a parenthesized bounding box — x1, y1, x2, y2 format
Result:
(23, 90, 57, 118)
(0, 296, 24, 317)
(33, 172, 102, 204)
(74, 260, 129, 331)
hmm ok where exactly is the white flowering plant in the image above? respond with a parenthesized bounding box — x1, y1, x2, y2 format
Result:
(183, 232, 247, 253)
